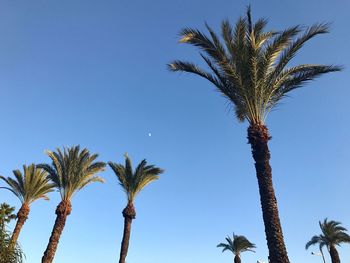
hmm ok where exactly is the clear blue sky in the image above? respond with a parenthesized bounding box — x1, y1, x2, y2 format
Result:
(0, 0, 349, 262)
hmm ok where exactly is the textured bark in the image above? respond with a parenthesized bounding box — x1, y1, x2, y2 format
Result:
(234, 254, 241, 263)
(9, 203, 30, 249)
(329, 245, 340, 263)
(247, 123, 290, 263)
(41, 200, 72, 263)
(119, 202, 136, 263)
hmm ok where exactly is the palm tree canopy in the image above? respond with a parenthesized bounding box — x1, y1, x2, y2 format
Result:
(108, 154, 164, 202)
(37, 145, 106, 201)
(306, 218, 350, 250)
(169, 7, 341, 124)
(0, 203, 16, 226)
(217, 233, 256, 255)
(0, 164, 54, 204)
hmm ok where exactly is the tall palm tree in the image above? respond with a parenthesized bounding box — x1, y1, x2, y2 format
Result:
(108, 154, 164, 263)
(0, 203, 16, 232)
(38, 146, 105, 263)
(168, 7, 341, 263)
(0, 164, 54, 248)
(306, 219, 350, 263)
(217, 233, 256, 263)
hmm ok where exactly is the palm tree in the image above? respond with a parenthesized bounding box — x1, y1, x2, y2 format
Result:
(0, 203, 16, 232)
(217, 233, 256, 263)
(0, 164, 54, 248)
(168, 7, 341, 263)
(0, 229, 24, 263)
(38, 145, 105, 263)
(306, 219, 350, 263)
(108, 154, 164, 263)
(0, 204, 23, 263)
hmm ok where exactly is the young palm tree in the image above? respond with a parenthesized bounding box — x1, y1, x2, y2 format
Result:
(108, 154, 164, 263)
(306, 219, 350, 263)
(168, 7, 341, 263)
(0, 164, 54, 248)
(38, 146, 105, 263)
(217, 233, 256, 263)
(0, 203, 16, 232)
(0, 204, 23, 263)
(0, 229, 24, 263)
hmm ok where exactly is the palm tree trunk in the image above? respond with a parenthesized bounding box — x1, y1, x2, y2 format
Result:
(119, 202, 136, 263)
(9, 203, 30, 249)
(247, 123, 290, 263)
(41, 200, 72, 263)
(329, 245, 340, 263)
(234, 254, 241, 263)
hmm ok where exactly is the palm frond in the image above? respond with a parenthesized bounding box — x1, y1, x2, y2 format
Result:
(273, 65, 342, 96)
(179, 27, 226, 64)
(217, 243, 233, 253)
(269, 23, 331, 83)
(306, 235, 322, 250)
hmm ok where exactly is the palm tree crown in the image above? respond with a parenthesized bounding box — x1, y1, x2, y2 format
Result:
(169, 7, 341, 124)
(217, 233, 256, 255)
(306, 218, 350, 250)
(38, 145, 106, 201)
(0, 164, 54, 204)
(108, 154, 164, 203)
(0, 203, 16, 230)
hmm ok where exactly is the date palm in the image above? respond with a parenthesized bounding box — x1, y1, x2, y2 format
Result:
(306, 219, 350, 263)
(38, 146, 105, 263)
(168, 7, 341, 263)
(217, 233, 256, 263)
(108, 154, 164, 263)
(0, 164, 53, 248)
(0, 203, 16, 232)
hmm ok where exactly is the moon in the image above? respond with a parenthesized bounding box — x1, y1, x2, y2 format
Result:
(148, 133, 152, 137)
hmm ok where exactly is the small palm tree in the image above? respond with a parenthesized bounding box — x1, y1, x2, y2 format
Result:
(108, 154, 164, 263)
(168, 7, 341, 263)
(306, 219, 350, 263)
(0, 203, 16, 232)
(0, 229, 24, 263)
(217, 233, 256, 263)
(0, 164, 54, 248)
(38, 146, 105, 263)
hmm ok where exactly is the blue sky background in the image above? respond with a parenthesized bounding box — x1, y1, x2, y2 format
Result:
(0, 0, 349, 262)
